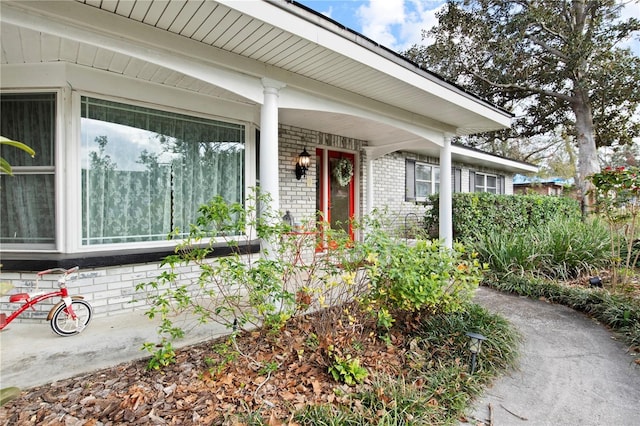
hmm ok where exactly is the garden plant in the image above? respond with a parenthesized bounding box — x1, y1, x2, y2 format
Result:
(588, 166, 640, 287)
(468, 191, 640, 362)
(123, 192, 520, 424)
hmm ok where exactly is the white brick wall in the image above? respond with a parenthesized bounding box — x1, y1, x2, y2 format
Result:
(279, 125, 318, 225)
(1, 124, 515, 321)
(368, 151, 515, 235)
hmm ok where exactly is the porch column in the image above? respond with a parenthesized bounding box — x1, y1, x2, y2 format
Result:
(259, 78, 286, 218)
(364, 149, 374, 215)
(439, 136, 453, 249)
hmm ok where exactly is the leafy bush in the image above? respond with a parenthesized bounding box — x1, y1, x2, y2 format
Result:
(588, 166, 640, 286)
(362, 239, 485, 316)
(136, 197, 486, 372)
(328, 354, 368, 386)
(424, 192, 581, 242)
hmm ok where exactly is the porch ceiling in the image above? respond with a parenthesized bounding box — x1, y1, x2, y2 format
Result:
(0, 0, 511, 143)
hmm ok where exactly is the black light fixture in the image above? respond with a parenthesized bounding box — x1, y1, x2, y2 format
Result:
(295, 148, 311, 180)
(466, 332, 487, 374)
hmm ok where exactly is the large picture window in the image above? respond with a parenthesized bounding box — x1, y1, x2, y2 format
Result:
(81, 97, 245, 245)
(0, 93, 56, 247)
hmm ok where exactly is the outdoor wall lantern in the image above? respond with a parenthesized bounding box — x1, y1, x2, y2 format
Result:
(295, 148, 311, 180)
(466, 332, 487, 374)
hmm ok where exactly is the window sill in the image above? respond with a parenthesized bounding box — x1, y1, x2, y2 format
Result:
(0, 240, 261, 271)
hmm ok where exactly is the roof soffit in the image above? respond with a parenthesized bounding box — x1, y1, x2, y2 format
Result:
(2, 0, 511, 135)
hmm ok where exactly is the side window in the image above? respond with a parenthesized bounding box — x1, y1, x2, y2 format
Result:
(415, 163, 434, 199)
(405, 159, 440, 201)
(471, 171, 505, 194)
(0, 93, 56, 248)
(80, 97, 245, 246)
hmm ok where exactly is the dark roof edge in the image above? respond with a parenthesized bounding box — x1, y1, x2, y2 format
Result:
(275, 0, 512, 118)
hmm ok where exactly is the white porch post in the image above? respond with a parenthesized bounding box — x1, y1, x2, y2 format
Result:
(364, 149, 374, 215)
(260, 78, 285, 256)
(259, 78, 285, 216)
(439, 136, 453, 249)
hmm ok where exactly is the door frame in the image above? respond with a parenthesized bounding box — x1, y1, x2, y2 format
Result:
(316, 148, 356, 243)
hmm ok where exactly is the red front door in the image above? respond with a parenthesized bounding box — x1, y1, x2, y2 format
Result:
(316, 149, 355, 246)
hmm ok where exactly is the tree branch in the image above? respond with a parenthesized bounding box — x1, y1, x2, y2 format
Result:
(527, 33, 570, 61)
(532, 20, 568, 44)
(469, 71, 575, 102)
(522, 139, 561, 162)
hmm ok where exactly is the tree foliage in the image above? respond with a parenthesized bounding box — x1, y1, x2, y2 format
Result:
(405, 0, 640, 194)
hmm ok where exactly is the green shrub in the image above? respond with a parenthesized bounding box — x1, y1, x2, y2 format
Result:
(424, 193, 581, 242)
(588, 166, 640, 286)
(328, 354, 368, 386)
(362, 238, 485, 316)
(136, 199, 488, 371)
(474, 217, 610, 280)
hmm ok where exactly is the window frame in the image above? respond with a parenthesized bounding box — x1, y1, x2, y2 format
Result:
(405, 159, 459, 202)
(414, 162, 437, 200)
(73, 92, 253, 252)
(470, 171, 505, 194)
(0, 89, 65, 252)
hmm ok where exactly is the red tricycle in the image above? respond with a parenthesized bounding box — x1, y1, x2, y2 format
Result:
(0, 266, 92, 336)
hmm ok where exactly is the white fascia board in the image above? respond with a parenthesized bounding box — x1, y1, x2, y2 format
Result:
(0, 62, 69, 88)
(364, 139, 437, 160)
(223, 0, 511, 128)
(1, 1, 265, 103)
(452, 145, 538, 174)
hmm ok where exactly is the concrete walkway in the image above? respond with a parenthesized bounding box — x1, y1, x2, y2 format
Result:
(1, 287, 639, 426)
(0, 309, 229, 389)
(463, 286, 640, 426)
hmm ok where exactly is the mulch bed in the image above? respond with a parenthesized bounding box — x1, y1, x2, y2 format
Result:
(1, 313, 409, 425)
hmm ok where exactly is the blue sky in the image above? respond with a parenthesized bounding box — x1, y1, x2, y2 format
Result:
(297, 0, 640, 55)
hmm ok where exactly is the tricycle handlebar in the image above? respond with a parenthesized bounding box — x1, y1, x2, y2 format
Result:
(36, 266, 80, 277)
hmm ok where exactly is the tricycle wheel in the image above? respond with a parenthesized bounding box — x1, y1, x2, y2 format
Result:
(50, 299, 93, 336)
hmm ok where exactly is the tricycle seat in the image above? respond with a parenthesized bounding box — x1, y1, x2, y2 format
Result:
(9, 293, 30, 303)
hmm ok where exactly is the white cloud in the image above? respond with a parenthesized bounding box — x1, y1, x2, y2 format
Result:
(352, 1, 637, 55)
(400, 0, 445, 49)
(620, 1, 640, 55)
(357, 0, 406, 49)
(317, 5, 334, 20)
(355, 0, 444, 51)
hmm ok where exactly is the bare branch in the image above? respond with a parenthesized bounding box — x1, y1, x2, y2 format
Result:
(469, 71, 575, 102)
(527, 33, 570, 61)
(532, 20, 569, 44)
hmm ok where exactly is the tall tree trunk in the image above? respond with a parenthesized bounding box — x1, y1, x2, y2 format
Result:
(572, 89, 600, 214)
